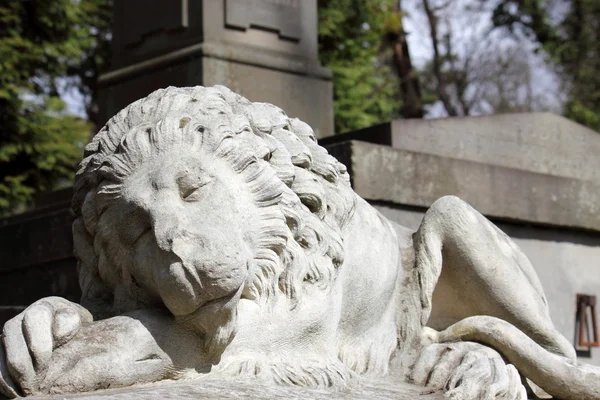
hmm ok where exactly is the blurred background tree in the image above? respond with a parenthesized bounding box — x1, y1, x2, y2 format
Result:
(0, 0, 111, 214)
(406, 0, 555, 117)
(318, 0, 403, 133)
(66, 0, 112, 132)
(490, 0, 600, 131)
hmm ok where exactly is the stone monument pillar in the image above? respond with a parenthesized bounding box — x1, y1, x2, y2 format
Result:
(99, 0, 334, 138)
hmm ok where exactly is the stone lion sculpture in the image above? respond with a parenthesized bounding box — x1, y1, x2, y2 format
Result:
(1, 86, 599, 399)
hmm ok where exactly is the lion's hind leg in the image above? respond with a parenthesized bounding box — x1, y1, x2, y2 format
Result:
(413, 195, 574, 361)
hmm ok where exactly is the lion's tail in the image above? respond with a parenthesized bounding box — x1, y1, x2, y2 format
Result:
(435, 315, 600, 400)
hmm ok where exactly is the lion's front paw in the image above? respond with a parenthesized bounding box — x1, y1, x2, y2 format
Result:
(1, 297, 92, 396)
(409, 342, 527, 400)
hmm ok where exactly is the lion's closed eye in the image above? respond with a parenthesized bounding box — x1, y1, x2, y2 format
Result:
(180, 185, 198, 200)
(177, 174, 213, 202)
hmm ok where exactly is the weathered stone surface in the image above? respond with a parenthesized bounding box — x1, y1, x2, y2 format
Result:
(373, 203, 600, 367)
(28, 377, 443, 399)
(2, 86, 599, 400)
(111, 0, 321, 70)
(101, 0, 334, 137)
(322, 113, 600, 183)
(202, 57, 333, 138)
(321, 115, 600, 370)
(327, 140, 600, 231)
(225, 0, 303, 41)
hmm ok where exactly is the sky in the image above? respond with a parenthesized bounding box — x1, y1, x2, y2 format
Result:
(60, 77, 87, 118)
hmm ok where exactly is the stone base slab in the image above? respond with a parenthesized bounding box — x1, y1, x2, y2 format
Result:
(28, 377, 443, 400)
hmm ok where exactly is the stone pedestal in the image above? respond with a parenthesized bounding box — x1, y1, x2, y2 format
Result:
(99, 0, 334, 138)
(26, 377, 443, 399)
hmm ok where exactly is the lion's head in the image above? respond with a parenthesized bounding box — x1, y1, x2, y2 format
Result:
(71, 86, 358, 360)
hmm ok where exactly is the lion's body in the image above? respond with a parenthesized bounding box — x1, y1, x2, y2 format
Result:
(3, 85, 600, 399)
(334, 196, 402, 375)
(63, 85, 598, 399)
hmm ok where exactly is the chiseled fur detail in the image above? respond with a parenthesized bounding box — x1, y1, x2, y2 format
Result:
(71, 86, 413, 385)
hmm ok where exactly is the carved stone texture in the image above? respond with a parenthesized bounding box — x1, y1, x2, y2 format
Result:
(23, 377, 444, 399)
(1, 86, 599, 400)
(101, 1, 333, 139)
(225, 0, 302, 41)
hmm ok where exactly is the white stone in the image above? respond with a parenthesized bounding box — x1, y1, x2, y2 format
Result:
(1, 86, 599, 399)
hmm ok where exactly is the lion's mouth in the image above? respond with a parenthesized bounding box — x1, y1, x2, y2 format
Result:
(177, 280, 245, 321)
(156, 256, 249, 318)
(196, 293, 237, 314)
(175, 285, 245, 350)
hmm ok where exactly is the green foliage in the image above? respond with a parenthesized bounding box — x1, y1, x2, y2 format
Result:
(66, 0, 112, 130)
(492, 0, 600, 131)
(318, 0, 401, 133)
(0, 0, 100, 213)
(0, 0, 96, 214)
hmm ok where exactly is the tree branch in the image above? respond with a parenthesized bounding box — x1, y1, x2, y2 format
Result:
(390, 0, 424, 118)
(422, 0, 460, 116)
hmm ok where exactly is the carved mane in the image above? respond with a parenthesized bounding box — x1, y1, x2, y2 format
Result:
(71, 85, 357, 319)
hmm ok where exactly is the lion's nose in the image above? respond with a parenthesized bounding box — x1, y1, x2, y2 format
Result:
(150, 212, 178, 252)
(153, 218, 197, 259)
(154, 227, 175, 252)
(149, 193, 182, 252)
